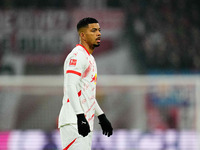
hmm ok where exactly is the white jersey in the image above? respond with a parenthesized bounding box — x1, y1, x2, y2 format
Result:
(58, 44, 103, 131)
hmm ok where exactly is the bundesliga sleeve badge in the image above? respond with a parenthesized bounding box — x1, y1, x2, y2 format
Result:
(69, 59, 77, 66)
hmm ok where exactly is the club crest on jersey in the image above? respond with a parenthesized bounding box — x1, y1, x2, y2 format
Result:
(69, 59, 77, 66)
(91, 73, 97, 84)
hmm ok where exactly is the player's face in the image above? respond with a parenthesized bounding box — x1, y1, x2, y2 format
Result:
(84, 23, 101, 48)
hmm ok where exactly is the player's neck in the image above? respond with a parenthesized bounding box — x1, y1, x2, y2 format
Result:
(79, 42, 94, 54)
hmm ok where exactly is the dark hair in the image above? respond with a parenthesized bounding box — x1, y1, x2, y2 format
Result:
(77, 17, 98, 31)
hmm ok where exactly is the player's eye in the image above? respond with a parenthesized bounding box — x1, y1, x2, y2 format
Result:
(91, 29, 97, 32)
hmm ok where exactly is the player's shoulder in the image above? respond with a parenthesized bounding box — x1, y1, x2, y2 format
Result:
(65, 45, 88, 63)
(70, 45, 87, 57)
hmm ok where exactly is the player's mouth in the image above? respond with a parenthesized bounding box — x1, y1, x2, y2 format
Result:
(96, 37, 101, 43)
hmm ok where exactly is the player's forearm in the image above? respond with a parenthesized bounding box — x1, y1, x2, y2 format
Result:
(66, 73, 84, 114)
(67, 84, 84, 114)
(94, 99, 104, 116)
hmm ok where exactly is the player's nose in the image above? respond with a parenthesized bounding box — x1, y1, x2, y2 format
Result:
(97, 30, 101, 36)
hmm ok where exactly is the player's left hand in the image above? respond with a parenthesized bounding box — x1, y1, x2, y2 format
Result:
(98, 114, 113, 137)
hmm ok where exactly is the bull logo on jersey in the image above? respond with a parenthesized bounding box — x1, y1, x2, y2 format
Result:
(91, 73, 97, 84)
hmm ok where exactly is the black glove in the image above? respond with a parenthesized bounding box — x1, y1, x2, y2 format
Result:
(77, 114, 90, 137)
(98, 114, 113, 137)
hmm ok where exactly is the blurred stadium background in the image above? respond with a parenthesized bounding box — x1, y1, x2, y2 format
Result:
(0, 0, 200, 149)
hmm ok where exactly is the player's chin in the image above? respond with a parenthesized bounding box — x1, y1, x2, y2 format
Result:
(93, 43, 100, 47)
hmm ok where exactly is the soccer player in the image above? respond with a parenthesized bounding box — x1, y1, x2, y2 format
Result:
(58, 17, 113, 150)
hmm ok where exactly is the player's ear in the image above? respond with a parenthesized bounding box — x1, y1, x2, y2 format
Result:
(80, 32, 86, 41)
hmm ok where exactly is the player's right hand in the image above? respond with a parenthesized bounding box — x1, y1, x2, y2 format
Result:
(77, 114, 90, 137)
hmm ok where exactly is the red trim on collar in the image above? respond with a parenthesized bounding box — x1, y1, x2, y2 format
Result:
(76, 44, 90, 55)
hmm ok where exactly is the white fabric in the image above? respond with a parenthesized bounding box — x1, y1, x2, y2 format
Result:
(60, 124, 93, 150)
(58, 44, 104, 131)
(66, 74, 83, 114)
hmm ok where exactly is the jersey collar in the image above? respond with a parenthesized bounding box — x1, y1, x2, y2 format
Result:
(76, 44, 90, 56)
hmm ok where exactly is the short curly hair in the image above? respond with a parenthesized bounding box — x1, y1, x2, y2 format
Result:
(77, 17, 98, 31)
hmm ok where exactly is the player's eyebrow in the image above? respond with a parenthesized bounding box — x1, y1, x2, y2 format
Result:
(91, 28, 101, 32)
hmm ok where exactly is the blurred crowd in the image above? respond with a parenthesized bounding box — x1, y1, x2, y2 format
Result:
(130, 0, 200, 72)
(0, 0, 200, 74)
